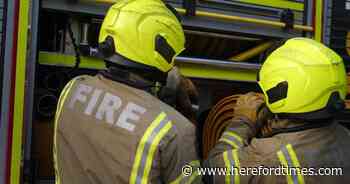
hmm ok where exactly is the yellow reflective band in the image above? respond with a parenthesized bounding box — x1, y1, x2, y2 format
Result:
(286, 144, 305, 184)
(277, 150, 294, 184)
(188, 173, 200, 184)
(232, 149, 240, 184)
(189, 171, 199, 183)
(142, 121, 172, 183)
(130, 113, 166, 184)
(187, 160, 201, 184)
(223, 151, 232, 184)
(219, 131, 244, 149)
(190, 160, 200, 167)
(170, 173, 183, 184)
(219, 138, 240, 149)
(170, 160, 201, 184)
(53, 78, 78, 184)
(130, 112, 172, 184)
(223, 150, 240, 184)
(225, 130, 243, 143)
(277, 144, 305, 184)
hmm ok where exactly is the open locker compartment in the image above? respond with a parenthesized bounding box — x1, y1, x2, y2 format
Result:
(20, 0, 350, 183)
(30, 2, 310, 182)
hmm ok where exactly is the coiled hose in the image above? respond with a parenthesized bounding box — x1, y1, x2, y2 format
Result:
(202, 95, 240, 158)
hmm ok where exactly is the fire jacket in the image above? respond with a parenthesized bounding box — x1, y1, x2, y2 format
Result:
(54, 74, 201, 184)
(204, 118, 350, 184)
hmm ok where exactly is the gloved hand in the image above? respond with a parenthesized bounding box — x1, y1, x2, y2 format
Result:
(176, 77, 199, 124)
(233, 92, 265, 135)
(159, 67, 199, 125)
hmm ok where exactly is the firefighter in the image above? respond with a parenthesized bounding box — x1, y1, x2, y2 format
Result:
(53, 0, 201, 183)
(204, 38, 350, 183)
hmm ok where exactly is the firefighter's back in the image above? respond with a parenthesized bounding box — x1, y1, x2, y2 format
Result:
(54, 74, 199, 184)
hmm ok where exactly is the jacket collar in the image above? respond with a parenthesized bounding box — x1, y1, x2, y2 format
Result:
(259, 118, 334, 138)
(99, 67, 158, 94)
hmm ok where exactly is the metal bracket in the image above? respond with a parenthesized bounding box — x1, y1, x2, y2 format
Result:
(280, 9, 294, 31)
(183, 0, 196, 16)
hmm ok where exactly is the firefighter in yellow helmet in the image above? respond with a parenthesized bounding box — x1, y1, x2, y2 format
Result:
(204, 38, 350, 183)
(53, 0, 201, 183)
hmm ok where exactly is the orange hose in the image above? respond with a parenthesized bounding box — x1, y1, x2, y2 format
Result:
(202, 95, 240, 158)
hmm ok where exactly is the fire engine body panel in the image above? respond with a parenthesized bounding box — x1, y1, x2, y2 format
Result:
(0, 0, 349, 183)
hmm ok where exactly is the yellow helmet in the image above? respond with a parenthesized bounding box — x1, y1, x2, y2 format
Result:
(258, 38, 347, 114)
(98, 0, 185, 73)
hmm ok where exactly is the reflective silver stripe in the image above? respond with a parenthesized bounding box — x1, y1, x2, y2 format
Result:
(281, 147, 299, 184)
(223, 149, 241, 184)
(277, 144, 305, 184)
(170, 160, 201, 184)
(181, 160, 201, 184)
(135, 116, 171, 184)
(220, 132, 243, 148)
(226, 128, 244, 143)
(228, 150, 236, 184)
(223, 150, 236, 184)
